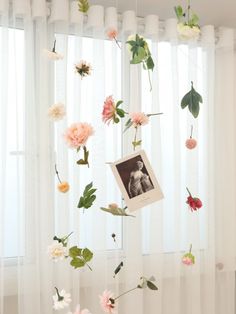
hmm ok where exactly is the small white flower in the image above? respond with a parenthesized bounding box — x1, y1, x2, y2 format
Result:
(53, 289, 72, 310)
(47, 241, 68, 261)
(177, 23, 201, 41)
(48, 103, 66, 121)
(43, 49, 64, 60)
(74, 60, 92, 78)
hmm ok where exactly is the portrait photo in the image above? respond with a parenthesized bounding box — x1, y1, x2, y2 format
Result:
(110, 150, 164, 211)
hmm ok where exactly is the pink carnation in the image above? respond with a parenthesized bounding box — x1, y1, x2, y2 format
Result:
(107, 28, 118, 40)
(99, 290, 115, 313)
(182, 256, 194, 266)
(130, 112, 149, 126)
(64, 122, 94, 149)
(102, 96, 116, 124)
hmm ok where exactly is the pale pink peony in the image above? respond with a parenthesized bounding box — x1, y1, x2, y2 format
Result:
(102, 96, 116, 124)
(64, 123, 94, 149)
(99, 290, 115, 313)
(107, 28, 118, 40)
(130, 112, 149, 126)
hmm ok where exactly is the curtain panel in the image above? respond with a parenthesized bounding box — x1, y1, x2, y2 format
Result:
(0, 1, 236, 314)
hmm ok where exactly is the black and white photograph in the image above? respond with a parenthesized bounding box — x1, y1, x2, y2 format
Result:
(110, 150, 164, 211)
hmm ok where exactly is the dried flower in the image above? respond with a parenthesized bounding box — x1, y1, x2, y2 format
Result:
(47, 241, 68, 261)
(99, 290, 115, 313)
(58, 182, 70, 193)
(64, 123, 94, 149)
(43, 40, 63, 60)
(182, 244, 195, 266)
(130, 112, 149, 126)
(53, 287, 71, 310)
(186, 187, 202, 211)
(48, 103, 66, 121)
(75, 60, 92, 78)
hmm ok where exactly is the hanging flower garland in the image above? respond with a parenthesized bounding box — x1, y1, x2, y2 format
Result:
(174, 0, 201, 40)
(43, 40, 63, 60)
(126, 34, 154, 91)
(182, 244, 195, 265)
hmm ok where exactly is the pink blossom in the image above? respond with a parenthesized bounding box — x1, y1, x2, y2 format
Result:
(72, 304, 91, 314)
(182, 256, 194, 266)
(130, 112, 149, 126)
(185, 138, 197, 149)
(107, 28, 118, 40)
(102, 96, 116, 124)
(99, 290, 115, 313)
(64, 123, 94, 149)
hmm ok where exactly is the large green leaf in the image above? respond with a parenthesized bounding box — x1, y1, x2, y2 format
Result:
(69, 246, 82, 258)
(180, 82, 203, 118)
(78, 182, 97, 210)
(146, 55, 154, 71)
(78, 0, 89, 13)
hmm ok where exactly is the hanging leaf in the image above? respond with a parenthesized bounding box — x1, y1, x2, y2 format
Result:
(78, 182, 97, 210)
(137, 276, 158, 290)
(78, 0, 89, 13)
(181, 81, 203, 118)
(174, 5, 184, 20)
(113, 261, 124, 277)
(100, 206, 135, 217)
(69, 246, 93, 270)
(123, 118, 133, 133)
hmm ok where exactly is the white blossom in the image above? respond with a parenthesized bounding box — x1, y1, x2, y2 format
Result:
(48, 103, 66, 121)
(177, 23, 201, 41)
(47, 241, 68, 261)
(43, 49, 64, 60)
(53, 289, 72, 310)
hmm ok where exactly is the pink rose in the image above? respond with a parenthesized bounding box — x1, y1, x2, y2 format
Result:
(182, 256, 194, 266)
(186, 188, 202, 212)
(99, 290, 115, 313)
(130, 112, 149, 126)
(102, 96, 116, 124)
(64, 122, 94, 149)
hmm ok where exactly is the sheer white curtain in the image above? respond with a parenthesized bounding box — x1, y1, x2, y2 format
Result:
(0, 1, 236, 314)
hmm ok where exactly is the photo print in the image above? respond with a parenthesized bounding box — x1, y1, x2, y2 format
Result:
(110, 150, 164, 211)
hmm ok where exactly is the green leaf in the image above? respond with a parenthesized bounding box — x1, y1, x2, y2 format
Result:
(69, 246, 82, 258)
(132, 140, 142, 149)
(116, 108, 125, 118)
(114, 116, 120, 123)
(113, 261, 124, 276)
(77, 159, 88, 165)
(82, 248, 93, 262)
(78, 182, 97, 210)
(146, 56, 154, 71)
(147, 280, 158, 290)
(70, 257, 85, 268)
(78, 0, 89, 13)
(100, 206, 135, 217)
(174, 5, 183, 20)
(116, 100, 123, 108)
(130, 47, 147, 64)
(180, 82, 203, 118)
(189, 13, 199, 26)
(123, 118, 133, 133)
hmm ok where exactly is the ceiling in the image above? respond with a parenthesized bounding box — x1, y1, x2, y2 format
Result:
(90, 0, 236, 28)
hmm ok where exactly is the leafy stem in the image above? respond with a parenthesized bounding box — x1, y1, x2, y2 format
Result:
(190, 125, 193, 138)
(52, 39, 56, 53)
(189, 243, 192, 253)
(186, 187, 192, 197)
(55, 164, 62, 183)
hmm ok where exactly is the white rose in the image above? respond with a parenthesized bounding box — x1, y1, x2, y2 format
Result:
(177, 23, 201, 41)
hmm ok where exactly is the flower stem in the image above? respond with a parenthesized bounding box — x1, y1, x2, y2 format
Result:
(186, 187, 192, 197)
(190, 125, 193, 138)
(86, 262, 92, 271)
(52, 39, 56, 53)
(187, 0, 190, 24)
(147, 69, 152, 92)
(113, 286, 138, 301)
(54, 287, 64, 301)
(55, 164, 62, 183)
(62, 231, 73, 243)
(114, 37, 121, 49)
(133, 126, 138, 151)
(189, 243, 192, 253)
(147, 112, 163, 117)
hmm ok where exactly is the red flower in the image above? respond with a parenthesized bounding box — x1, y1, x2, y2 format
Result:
(186, 188, 202, 211)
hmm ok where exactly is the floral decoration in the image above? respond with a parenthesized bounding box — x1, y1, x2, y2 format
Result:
(48, 103, 66, 121)
(78, 0, 89, 13)
(55, 164, 70, 193)
(75, 60, 92, 78)
(126, 34, 154, 91)
(181, 81, 203, 118)
(186, 187, 202, 211)
(102, 96, 126, 125)
(174, 0, 201, 40)
(106, 28, 121, 49)
(43, 40, 63, 60)
(64, 122, 94, 167)
(182, 244, 195, 265)
(124, 112, 163, 150)
(47, 240, 68, 261)
(185, 125, 197, 149)
(99, 276, 158, 313)
(67, 304, 92, 314)
(53, 287, 72, 310)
